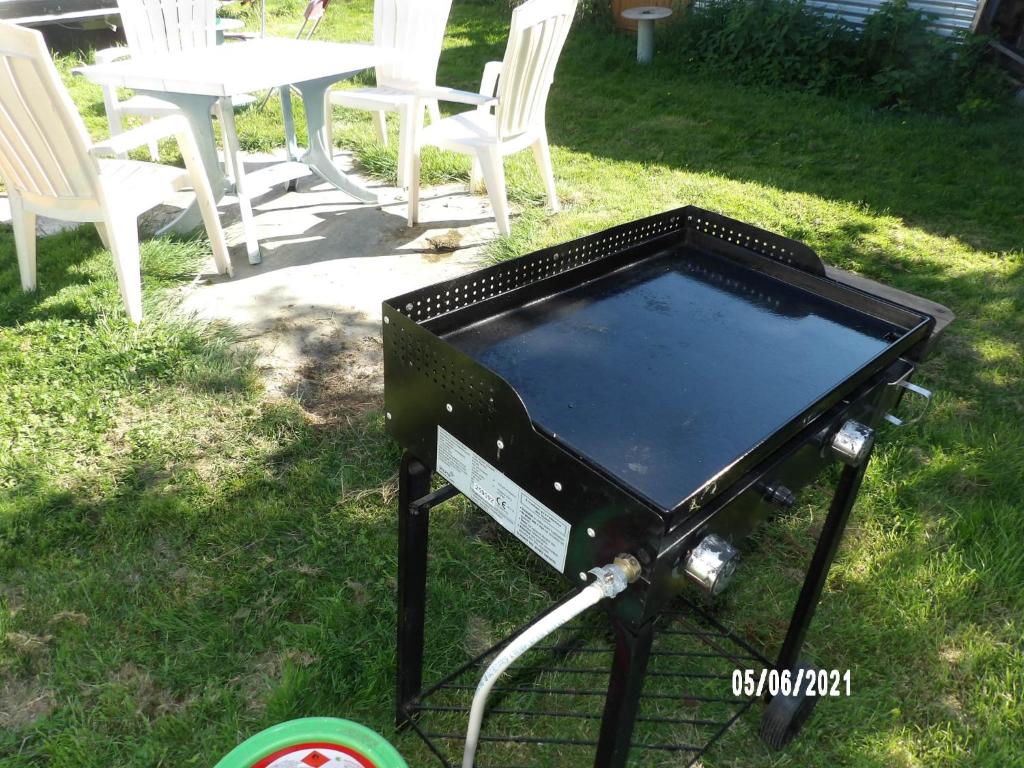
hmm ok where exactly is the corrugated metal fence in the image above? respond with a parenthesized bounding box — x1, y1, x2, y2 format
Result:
(805, 0, 981, 35)
(688, 0, 985, 36)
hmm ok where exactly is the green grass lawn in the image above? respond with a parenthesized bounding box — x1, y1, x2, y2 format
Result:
(2, 1, 1023, 766)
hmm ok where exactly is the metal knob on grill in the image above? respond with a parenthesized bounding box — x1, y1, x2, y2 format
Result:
(761, 482, 796, 508)
(829, 420, 875, 466)
(682, 534, 739, 595)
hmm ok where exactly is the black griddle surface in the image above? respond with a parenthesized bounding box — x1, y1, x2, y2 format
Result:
(443, 247, 901, 511)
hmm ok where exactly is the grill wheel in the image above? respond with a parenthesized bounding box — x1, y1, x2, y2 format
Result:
(759, 661, 821, 750)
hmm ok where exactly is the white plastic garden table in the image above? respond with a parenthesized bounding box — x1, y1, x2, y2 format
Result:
(621, 6, 672, 64)
(78, 38, 383, 264)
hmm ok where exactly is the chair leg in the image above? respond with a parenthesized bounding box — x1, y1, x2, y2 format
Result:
(213, 100, 235, 184)
(101, 86, 128, 161)
(146, 118, 160, 161)
(373, 110, 388, 147)
(9, 193, 37, 292)
(397, 101, 416, 189)
(469, 158, 484, 194)
(407, 145, 422, 227)
(532, 134, 560, 213)
(105, 213, 143, 323)
(478, 148, 510, 236)
(426, 99, 442, 126)
(95, 222, 111, 250)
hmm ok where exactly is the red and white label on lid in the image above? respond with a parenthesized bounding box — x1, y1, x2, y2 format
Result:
(252, 743, 376, 768)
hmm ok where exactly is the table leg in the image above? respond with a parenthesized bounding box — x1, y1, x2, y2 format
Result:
(280, 87, 300, 162)
(293, 76, 379, 204)
(145, 92, 227, 236)
(218, 97, 262, 265)
(280, 86, 301, 193)
(636, 19, 655, 64)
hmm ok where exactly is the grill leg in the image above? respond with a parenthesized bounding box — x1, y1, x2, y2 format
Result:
(396, 452, 432, 728)
(593, 617, 655, 768)
(776, 451, 874, 675)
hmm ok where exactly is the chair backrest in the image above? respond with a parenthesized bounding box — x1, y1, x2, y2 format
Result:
(117, 0, 217, 57)
(0, 21, 100, 205)
(373, 0, 453, 90)
(297, 0, 329, 40)
(495, 0, 577, 140)
(303, 0, 329, 24)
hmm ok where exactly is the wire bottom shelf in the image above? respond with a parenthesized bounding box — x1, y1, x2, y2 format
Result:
(405, 598, 771, 768)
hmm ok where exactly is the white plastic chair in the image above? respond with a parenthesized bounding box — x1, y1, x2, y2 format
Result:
(328, 0, 452, 188)
(407, 0, 577, 235)
(0, 21, 231, 323)
(98, 0, 240, 164)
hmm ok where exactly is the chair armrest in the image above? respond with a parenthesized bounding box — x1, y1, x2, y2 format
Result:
(94, 46, 131, 65)
(479, 61, 503, 98)
(89, 115, 190, 157)
(415, 86, 497, 108)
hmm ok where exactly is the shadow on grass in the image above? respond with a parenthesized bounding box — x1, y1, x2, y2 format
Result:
(1, 401, 394, 747)
(432, 10, 1024, 255)
(0, 224, 104, 322)
(0, 222, 226, 327)
(0, 383, 561, 766)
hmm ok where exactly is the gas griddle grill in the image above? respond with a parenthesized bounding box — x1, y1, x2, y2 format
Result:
(384, 207, 942, 767)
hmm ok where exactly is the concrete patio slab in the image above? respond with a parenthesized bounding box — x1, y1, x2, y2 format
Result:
(179, 149, 496, 404)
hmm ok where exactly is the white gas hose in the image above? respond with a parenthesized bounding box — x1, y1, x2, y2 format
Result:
(461, 556, 640, 768)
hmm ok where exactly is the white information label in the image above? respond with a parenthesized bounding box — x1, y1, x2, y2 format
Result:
(436, 426, 570, 573)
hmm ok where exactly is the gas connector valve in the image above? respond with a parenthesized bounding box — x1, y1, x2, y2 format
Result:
(588, 553, 642, 598)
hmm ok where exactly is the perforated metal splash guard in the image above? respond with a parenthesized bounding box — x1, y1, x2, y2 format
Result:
(403, 593, 771, 768)
(388, 206, 827, 326)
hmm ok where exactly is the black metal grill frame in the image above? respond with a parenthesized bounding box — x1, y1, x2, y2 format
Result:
(385, 207, 941, 768)
(384, 206, 934, 529)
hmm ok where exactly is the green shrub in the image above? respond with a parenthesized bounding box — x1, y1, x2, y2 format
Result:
(859, 0, 1008, 113)
(668, 0, 855, 93)
(659, 0, 1012, 115)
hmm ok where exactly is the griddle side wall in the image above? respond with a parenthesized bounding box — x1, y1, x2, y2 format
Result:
(382, 303, 666, 622)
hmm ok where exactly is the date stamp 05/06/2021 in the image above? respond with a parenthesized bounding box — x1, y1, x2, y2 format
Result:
(732, 668, 853, 698)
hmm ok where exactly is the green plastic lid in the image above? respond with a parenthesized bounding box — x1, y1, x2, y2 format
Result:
(213, 717, 408, 768)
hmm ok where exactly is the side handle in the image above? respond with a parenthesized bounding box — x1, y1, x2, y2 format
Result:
(884, 379, 933, 427)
